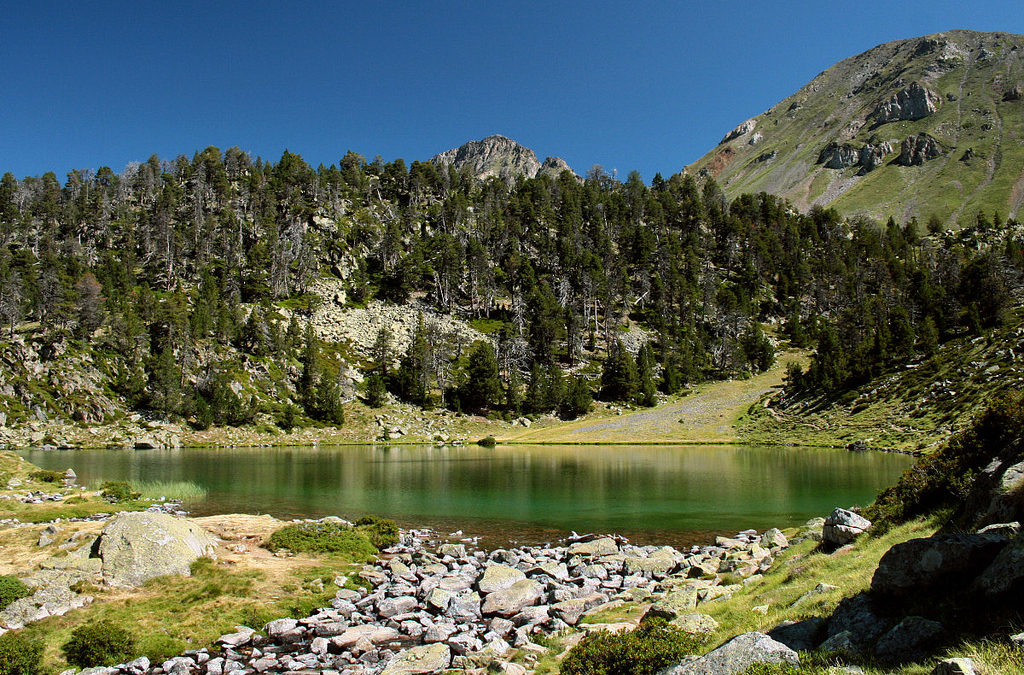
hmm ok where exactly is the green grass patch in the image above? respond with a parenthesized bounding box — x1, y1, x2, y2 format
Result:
(131, 480, 208, 504)
(560, 618, 709, 675)
(0, 576, 32, 611)
(265, 521, 378, 561)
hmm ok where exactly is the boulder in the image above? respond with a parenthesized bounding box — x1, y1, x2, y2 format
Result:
(381, 644, 451, 675)
(478, 565, 526, 594)
(646, 587, 699, 620)
(333, 625, 401, 649)
(972, 537, 1024, 597)
(481, 579, 544, 617)
(670, 613, 719, 634)
(823, 508, 871, 546)
(871, 533, 1008, 596)
(874, 616, 944, 664)
(97, 512, 218, 587)
(660, 632, 798, 675)
(931, 658, 978, 675)
(826, 595, 887, 644)
(568, 537, 618, 556)
(767, 617, 827, 651)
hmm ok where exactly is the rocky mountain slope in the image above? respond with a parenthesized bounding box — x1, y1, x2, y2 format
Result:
(688, 30, 1024, 227)
(430, 135, 574, 181)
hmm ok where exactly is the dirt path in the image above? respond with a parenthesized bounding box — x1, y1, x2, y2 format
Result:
(503, 351, 807, 444)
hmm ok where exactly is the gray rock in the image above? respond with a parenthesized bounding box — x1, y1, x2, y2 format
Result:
(550, 598, 588, 625)
(569, 537, 618, 557)
(216, 626, 256, 648)
(767, 617, 827, 651)
(977, 521, 1020, 538)
(872, 533, 1008, 596)
(972, 537, 1024, 597)
(874, 616, 944, 664)
(38, 524, 60, 547)
(424, 587, 452, 612)
(670, 613, 719, 634)
(378, 596, 418, 618)
(827, 595, 887, 644)
(333, 625, 401, 649)
(721, 119, 757, 144)
(897, 133, 945, 166)
(380, 643, 451, 675)
(930, 658, 978, 675)
(447, 591, 482, 620)
(478, 564, 526, 594)
(98, 512, 218, 587)
(873, 82, 939, 124)
(823, 508, 871, 546)
(481, 579, 544, 617)
(646, 587, 699, 620)
(660, 632, 799, 674)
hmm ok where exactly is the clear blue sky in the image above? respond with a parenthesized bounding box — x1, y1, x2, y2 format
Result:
(3, 1, 1023, 182)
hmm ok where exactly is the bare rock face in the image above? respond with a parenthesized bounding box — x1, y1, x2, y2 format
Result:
(431, 135, 573, 181)
(720, 119, 757, 144)
(823, 508, 871, 546)
(897, 133, 945, 166)
(872, 82, 940, 124)
(817, 141, 893, 173)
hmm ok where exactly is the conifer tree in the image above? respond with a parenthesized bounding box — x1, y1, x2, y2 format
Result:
(600, 341, 638, 402)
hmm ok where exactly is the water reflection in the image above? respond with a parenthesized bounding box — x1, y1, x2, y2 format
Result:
(21, 444, 912, 548)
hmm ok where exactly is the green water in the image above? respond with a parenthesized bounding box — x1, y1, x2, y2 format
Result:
(20, 444, 912, 547)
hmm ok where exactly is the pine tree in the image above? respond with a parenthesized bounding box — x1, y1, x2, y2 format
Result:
(635, 343, 657, 406)
(600, 341, 638, 402)
(560, 376, 592, 420)
(457, 341, 503, 411)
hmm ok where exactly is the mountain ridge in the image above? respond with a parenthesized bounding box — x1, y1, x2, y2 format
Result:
(687, 29, 1024, 226)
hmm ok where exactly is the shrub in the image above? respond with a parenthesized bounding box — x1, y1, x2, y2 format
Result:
(28, 469, 64, 484)
(560, 619, 708, 675)
(477, 435, 497, 447)
(62, 620, 137, 668)
(0, 576, 31, 611)
(354, 516, 400, 550)
(100, 481, 141, 503)
(266, 522, 377, 560)
(0, 630, 43, 675)
(867, 391, 1024, 528)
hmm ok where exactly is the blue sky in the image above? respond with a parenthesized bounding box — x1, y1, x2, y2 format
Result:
(3, 1, 1023, 182)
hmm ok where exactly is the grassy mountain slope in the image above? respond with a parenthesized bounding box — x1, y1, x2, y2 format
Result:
(688, 30, 1024, 227)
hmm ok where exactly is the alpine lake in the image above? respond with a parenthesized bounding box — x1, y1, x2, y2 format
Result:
(20, 444, 913, 549)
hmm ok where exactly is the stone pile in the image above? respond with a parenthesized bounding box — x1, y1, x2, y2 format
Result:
(93, 527, 791, 675)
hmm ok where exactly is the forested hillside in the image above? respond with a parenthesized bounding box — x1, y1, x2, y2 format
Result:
(0, 146, 1021, 439)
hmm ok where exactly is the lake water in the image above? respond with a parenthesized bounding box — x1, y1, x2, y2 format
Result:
(20, 444, 913, 548)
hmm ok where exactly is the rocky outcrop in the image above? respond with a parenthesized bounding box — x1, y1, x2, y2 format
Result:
(660, 632, 799, 675)
(872, 82, 939, 125)
(430, 135, 574, 181)
(98, 511, 218, 586)
(817, 141, 893, 173)
(897, 133, 945, 166)
(720, 119, 757, 144)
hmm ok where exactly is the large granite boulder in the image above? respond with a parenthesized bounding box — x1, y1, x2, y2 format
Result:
(478, 564, 526, 594)
(480, 580, 543, 617)
(381, 643, 451, 675)
(874, 616, 945, 664)
(659, 632, 798, 675)
(98, 512, 218, 587)
(823, 508, 871, 547)
(971, 537, 1024, 597)
(871, 533, 1008, 596)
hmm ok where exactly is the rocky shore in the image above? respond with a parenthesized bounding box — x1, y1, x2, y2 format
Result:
(46, 518, 798, 675)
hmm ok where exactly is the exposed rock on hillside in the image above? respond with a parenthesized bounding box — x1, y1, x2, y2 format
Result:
(430, 135, 575, 181)
(871, 81, 940, 125)
(687, 30, 1024, 226)
(897, 132, 945, 165)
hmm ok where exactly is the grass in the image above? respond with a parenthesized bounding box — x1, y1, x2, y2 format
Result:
(131, 480, 208, 504)
(21, 555, 362, 673)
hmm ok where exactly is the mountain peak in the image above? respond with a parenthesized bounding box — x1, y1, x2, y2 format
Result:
(431, 135, 575, 181)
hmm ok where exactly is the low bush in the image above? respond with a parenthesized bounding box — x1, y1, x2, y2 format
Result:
(354, 516, 400, 550)
(0, 576, 31, 611)
(266, 521, 377, 560)
(100, 481, 141, 503)
(559, 618, 708, 675)
(867, 390, 1024, 528)
(62, 620, 137, 668)
(28, 469, 64, 484)
(477, 435, 497, 447)
(0, 630, 43, 675)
